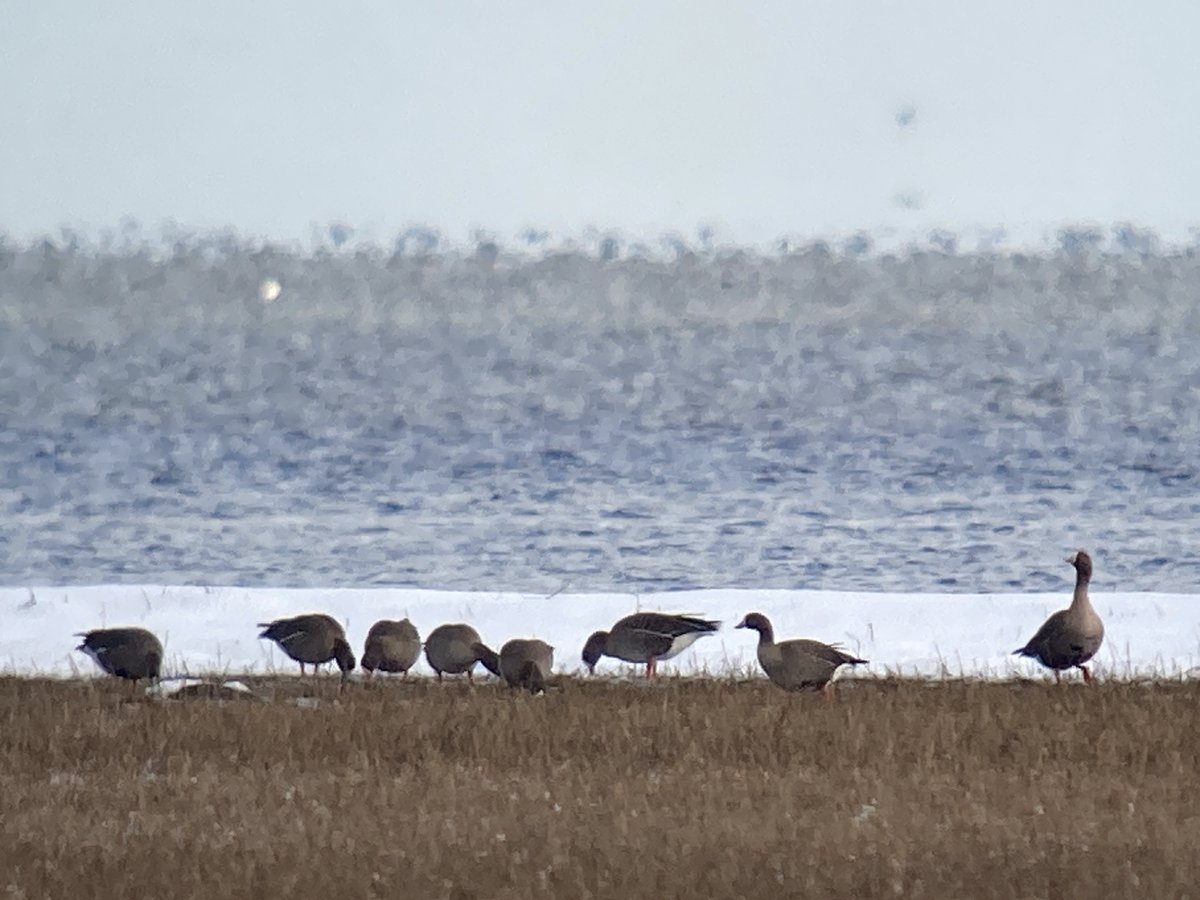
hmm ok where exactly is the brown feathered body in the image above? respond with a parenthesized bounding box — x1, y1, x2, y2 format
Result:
(1015, 550, 1104, 681)
(76, 627, 164, 682)
(361, 618, 421, 677)
(425, 623, 492, 681)
(258, 614, 356, 675)
(737, 613, 867, 692)
(582, 612, 719, 678)
(473, 638, 554, 693)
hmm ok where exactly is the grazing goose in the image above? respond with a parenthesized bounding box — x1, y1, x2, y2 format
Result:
(257, 614, 356, 677)
(735, 613, 867, 695)
(473, 638, 554, 694)
(75, 627, 163, 683)
(1015, 550, 1105, 683)
(582, 612, 720, 678)
(425, 623, 495, 682)
(361, 618, 421, 679)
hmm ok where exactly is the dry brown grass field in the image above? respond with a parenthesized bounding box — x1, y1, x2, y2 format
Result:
(1, 675, 1197, 899)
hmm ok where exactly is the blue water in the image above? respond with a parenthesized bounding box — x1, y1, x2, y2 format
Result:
(3, 235, 1200, 592)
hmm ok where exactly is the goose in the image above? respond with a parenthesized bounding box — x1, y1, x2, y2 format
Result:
(424, 623, 495, 682)
(75, 627, 163, 683)
(1015, 550, 1104, 683)
(735, 612, 867, 695)
(257, 614, 356, 677)
(473, 638, 554, 694)
(361, 618, 421, 679)
(582, 612, 719, 678)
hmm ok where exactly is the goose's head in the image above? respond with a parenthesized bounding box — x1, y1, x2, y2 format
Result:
(735, 612, 772, 636)
(581, 631, 608, 674)
(1066, 549, 1093, 580)
(333, 638, 357, 675)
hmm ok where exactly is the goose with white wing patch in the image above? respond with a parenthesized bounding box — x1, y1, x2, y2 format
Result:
(257, 613, 356, 678)
(582, 612, 720, 678)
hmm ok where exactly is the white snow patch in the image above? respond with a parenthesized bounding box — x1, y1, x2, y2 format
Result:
(3, 585, 1198, 681)
(146, 677, 254, 698)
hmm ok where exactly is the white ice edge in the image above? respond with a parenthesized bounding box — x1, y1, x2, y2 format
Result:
(4, 585, 1198, 681)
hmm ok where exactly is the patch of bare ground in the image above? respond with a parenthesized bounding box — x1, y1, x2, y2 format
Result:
(0, 677, 1196, 899)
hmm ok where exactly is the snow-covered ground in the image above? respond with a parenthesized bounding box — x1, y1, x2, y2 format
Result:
(3, 585, 1197, 681)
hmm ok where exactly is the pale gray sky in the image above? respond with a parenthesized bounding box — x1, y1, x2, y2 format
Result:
(3, 1, 1199, 244)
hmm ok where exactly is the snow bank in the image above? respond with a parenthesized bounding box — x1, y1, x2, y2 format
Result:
(3, 585, 1196, 680)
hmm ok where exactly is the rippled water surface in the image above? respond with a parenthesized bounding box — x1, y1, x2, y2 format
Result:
(3, 237, 1200, 592)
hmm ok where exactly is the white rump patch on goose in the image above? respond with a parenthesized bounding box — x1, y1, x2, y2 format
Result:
(662, 631, 707, 660)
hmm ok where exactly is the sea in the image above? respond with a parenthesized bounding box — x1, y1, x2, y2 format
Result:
(3, 227, 1199, 595)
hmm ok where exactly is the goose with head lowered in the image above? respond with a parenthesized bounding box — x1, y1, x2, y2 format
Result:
(257, 614, 356, 678)
(735, 612, 867, 695)
(1014, 550, 1104, 683)
(361, 618, 421, 679)
(76, 627, 164, 683)
(473, 638, 554, 694)
(425, 623, 496, 682)
(582, 612, 720, 679)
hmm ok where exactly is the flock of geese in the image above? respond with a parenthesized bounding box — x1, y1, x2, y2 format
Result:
(74, 551, 1105, 694)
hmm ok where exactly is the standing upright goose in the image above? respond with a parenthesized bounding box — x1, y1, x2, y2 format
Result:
(257, 614, 356, 677)
(76, 627, 164, 683)
(582, 612, 720, 678)
(735, 613, 867, 695)
(473, 638, 554, 694)
(1015, 550, 1104, 683)
(361, 618, 421, 679)
(425, 623, 495, 682)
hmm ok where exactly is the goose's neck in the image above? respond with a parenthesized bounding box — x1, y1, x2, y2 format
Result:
(474, 643, 500, 676)
(756, 623, 775, 646)
(1069, 571, 1093, 613)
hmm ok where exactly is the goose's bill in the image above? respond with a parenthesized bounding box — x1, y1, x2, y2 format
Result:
(1065, 552, 1079, 564)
